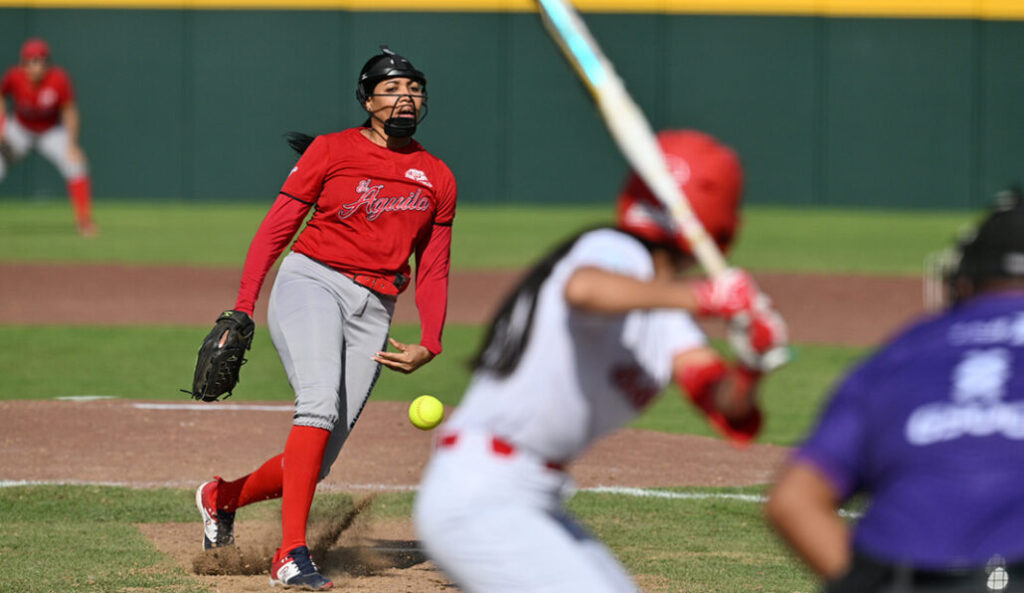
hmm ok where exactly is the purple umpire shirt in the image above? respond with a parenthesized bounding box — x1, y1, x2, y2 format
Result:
(796, 292, 1024, 569)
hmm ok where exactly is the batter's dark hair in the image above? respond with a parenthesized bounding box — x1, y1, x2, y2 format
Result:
(471, 227, 667, 377)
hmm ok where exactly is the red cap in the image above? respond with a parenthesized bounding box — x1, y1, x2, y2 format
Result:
(20, 38, 50, 61)
(616, 130, 744, 254)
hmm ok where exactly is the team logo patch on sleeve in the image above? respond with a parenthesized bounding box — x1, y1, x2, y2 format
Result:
(405, 168, 433, 188)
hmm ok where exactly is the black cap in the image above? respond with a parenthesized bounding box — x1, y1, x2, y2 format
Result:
(953, 187, 1024, 283)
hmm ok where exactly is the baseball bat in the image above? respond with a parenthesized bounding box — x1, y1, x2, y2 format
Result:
(534, 0, 729, 279)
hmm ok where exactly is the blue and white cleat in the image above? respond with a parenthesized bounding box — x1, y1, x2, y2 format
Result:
(270, 545, 333, 590)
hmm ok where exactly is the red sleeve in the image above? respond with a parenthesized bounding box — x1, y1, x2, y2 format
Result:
(279, 135, 329, 202)
(676, 359, 763, 446)
(233, 138, 328, 313)
(233, 194, 313, 315)
(414, 224, 452, 355)
(58, 69, 74, 104)
(432, 161, 457, 224)
(0, 69, 12, 95)
(413, 164, 457, 355)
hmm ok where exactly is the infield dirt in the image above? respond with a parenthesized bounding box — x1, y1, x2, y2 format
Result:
(0, 263, 924, 591)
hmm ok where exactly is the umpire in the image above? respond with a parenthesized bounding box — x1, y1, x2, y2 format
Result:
(767, 188, 1024, 593)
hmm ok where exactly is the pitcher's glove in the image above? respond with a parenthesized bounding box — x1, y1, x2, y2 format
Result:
(183, 310, 255, 402)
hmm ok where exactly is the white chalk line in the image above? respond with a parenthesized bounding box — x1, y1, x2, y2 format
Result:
(0, 477, 753, 495)
(48, 397, 294, 412)
(0, 480, 762, 500)
(0, 479, 202, 489)
(588, 487, 861, 517)
(588, 486, 765, 502)
(0, 480, 863, 517)
(131, 402, 293, 412)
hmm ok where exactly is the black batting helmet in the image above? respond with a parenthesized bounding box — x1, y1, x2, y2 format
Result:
(355, 45, 426, 104)
(947, 186, 1024, 302)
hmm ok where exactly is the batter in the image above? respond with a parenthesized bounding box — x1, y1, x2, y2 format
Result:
(194, 46, 456, 590)
(414, 130, 788, 593)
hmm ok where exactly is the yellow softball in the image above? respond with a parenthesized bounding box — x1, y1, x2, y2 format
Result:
(409, 395, 445, 430)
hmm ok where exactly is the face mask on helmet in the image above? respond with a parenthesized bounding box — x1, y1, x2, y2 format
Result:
(356, 46, 428, 138)
(616, 130, 744, 254)
(945, 186, 1024, 305)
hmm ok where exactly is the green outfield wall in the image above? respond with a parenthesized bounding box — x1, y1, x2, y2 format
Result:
(1, 6, 1022, 208)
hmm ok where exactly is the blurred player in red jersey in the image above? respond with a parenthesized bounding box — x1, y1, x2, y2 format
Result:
(0, 38, 96, 236)
(192, 46, 455, 590)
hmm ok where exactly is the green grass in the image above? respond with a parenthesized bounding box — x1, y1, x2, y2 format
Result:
(0, 486, 205, 593)
(0, 323, 480, 403)
(0, 200, 977, 273)
(0, 485, 415, 593)
(0, 201, 263, 266)
(0, 201, 613, 269)
(729, 206, 976, 274)
(0, 323, 864, 446)
(570, 487, 817, 593)
(635, 343, 867, 446)
(0, 484, 817, 593)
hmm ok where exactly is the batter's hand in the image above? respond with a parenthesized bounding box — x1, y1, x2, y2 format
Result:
(727, 306, 791, 372)
(692, 268, 759, 318)
(374, 337, 435, 374)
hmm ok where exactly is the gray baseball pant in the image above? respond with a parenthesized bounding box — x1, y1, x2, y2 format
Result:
(267, 251, 395, 479)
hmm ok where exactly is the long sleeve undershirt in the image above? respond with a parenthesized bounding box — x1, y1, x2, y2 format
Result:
(415, 223, 452, 355)
(233, 194, 311, 315)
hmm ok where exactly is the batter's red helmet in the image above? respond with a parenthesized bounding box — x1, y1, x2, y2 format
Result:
(20, 38, 50, 61)
(616, 130, 744, 254)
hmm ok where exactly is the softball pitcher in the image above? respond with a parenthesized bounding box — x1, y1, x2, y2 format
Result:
(414, 130, 788, 593)
(193, 46, 456, 590)
(0, 38, 95, 236)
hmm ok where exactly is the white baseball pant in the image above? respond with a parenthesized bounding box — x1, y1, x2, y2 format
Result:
(414, 431, 639, 593)
(0, 118, 87, 181)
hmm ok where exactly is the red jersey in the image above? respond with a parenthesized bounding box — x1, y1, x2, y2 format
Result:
(235, 127, 457, 354)
(287, 129, 456, 276)
(0, 66, 74, 133)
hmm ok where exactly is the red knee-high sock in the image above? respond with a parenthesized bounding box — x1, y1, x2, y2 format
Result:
(67, 176, 93, 226)
(217, 453, 285, 513)
(280, 425, 330, 554)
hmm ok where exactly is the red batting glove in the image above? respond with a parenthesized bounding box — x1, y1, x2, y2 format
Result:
(692, 268, 759, 318)
(676, 358, 764, 446)
(727, 306, 791, 372)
